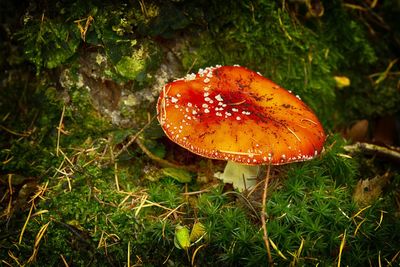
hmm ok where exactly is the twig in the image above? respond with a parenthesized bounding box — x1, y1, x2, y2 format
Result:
(261, 162, 273, 265)
(344, 142, 400, 163)
(113, 115, 156, 160)
(135, 138, 197, 171)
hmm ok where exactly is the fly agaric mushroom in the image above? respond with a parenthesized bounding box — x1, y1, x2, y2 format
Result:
(156, 65, 326, 190)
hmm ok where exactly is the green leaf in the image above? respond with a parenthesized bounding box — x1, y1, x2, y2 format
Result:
(162, 168, 192, 183)
(174, 225, 190, 250)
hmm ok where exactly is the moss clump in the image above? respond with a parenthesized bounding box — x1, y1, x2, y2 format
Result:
(17, 18, 80, 74)
(115, 41, 162, 84)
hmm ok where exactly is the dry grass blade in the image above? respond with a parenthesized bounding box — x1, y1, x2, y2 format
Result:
(261, 162, 273, 264)
(56, 105, 66, 157)
(337, 229, 347, 267)
(19, 201, 34, 244)
(289, 238, 305, 266)
(161, 203, 185, 221)
(354, 218, 366, 237)
(27, 221, 51, 263)
(7, 251, 22, 267)
(60, 254, 69, 267)
(269, 238, 288, 260)
(191, 244, 206, 266)
(114, 115, 156, 160)
(114, 162, 120, 191)
(127, 241, 131, 267)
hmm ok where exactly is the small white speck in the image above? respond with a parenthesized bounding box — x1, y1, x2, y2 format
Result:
(225, 112, 232, 116)
(215, 94, 223, 102)
(204, 78, 210, 83)
(202, 103, 209, 108)
(263, 156, 267, 161)
(185, 73, 196, 81)
(234, 64, 240, 67)
(232, 108, 239, 112)
(187, 102, 192, 107)
(171, 97, 178, 103)
(296, 95, 301, 100)
(205, 97, 211, 102)
(204, 109, 210, 113)
(176, 94, 181, 97)
(174, 104, 179, 108)
(216, 112, 222, 117)
(236, 116, 241, 120)
(204, 92, 210, 97)
(192, 110, 197, 115)
(282, 154, 286, 159)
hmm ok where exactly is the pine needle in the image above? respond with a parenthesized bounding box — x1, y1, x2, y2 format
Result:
(60, 254, 69, 267)
(269, 238, 288, 260)
(191, 244, 206, 266)
(56, 105, 66, 157)
(19, 201, 34, 244)
(27, 221, 51, 263)
(127, 241, 131, 267)
(337, 229, 347, 267)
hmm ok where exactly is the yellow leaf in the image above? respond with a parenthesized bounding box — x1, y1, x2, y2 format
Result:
(190, 222, 206, 243)
(334, 76, 351, 88)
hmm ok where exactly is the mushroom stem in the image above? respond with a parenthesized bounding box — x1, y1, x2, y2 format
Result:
(214, 161, 259, 191)
(261, 162, 273, 264)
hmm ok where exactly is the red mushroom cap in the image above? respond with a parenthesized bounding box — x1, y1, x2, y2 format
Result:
(157, 65, 326, 165)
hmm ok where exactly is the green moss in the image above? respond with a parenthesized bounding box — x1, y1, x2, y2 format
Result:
(115, 41, 162, 84)
(17, 17, 80, 74)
